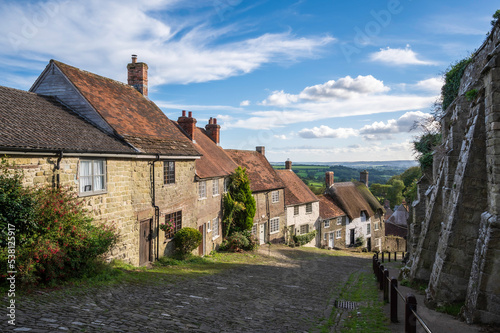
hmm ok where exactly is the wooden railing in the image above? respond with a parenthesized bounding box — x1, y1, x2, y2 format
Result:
(372, 253, 432, 333)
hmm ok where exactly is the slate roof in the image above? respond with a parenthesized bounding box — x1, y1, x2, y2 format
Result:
(50, 60, 200, 156)
(386, 204, 409, 228)
(0, 85, 135, 153)
(276, 169, 318, 206)
(190, 127, 238, 179)
(327, 181, 383, 220)
(225, 149, 285, 192)
(318, 194, 346, 219)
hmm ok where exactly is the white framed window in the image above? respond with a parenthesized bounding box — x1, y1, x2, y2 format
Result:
(300, 224, 309, 235)
(207, 220, 211, 231)
(272, 191, 279, 203)
(336, 217, 342, 225)
(270, 218, 279, 234)
(324, 233, 327, 241)
(251, 224, 257, 235)
(294, 206, 299, 216)
(306, 203, 312, 214)
(367, 223, 371, 234)
(79, 159, 106, 195)
(336, 230, 341, 239)
(360, 211, 367, 222)
(377, 238, 381, 249)
(213, 179, 219, 196)
(224, 177, 230, 193)
(374, 222, 379, 230)
(212, 217, 219, 238)
(163, 161, 175, 184)
(199, 181, 207, 199)
(324, 220, 330, 228)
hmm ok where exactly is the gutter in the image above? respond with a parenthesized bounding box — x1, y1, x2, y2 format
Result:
(0, 150, 200, 160)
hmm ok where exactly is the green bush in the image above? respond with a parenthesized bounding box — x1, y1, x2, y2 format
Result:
(219, 230, 258, 252)
(173, 227, 202, 257)
(293, 230, 317, 246)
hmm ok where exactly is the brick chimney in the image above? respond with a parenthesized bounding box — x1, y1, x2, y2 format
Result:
(360, 170, 369, 186)
(285, 159, 292, 170)
(127, 55, 148, 97)
(205, 117, 220, 145)
(325, 171, 334, 188)
(177, 110, 197, 142)
(256, 146, 265, 156)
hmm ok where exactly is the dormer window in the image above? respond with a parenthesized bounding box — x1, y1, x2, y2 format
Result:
(360, 211, 367, 222)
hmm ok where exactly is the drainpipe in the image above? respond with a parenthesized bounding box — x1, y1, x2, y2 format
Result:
(52, 150, 63, 188)
(149, 155, 160, 261)
(265, 191, 271, 243)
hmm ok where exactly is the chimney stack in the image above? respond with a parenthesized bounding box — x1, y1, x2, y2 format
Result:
(205, 117, 221, 145)
(325, 171, 334, 188)
(256, 146, 265, 156)
(127, 55, 148, 97)
(360, 170, 369, 186)
(285, 159, 292, 170)
(177, 110, 197, 142)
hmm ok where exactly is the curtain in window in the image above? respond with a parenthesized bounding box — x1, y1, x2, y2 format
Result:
(80, 161, 92, 192)
(93, 160, 104, 190)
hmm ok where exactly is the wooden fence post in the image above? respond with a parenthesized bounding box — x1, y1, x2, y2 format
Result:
(383, 269, 389, 302)
(382, 251, 385, 263)
(379, 264, 385, 290)
(390, 278, 398, 323)
(405, 294, 417, 333)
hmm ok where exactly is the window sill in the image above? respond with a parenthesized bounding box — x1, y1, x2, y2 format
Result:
(79, 190, 107, 197)
(198, 197, 207, 201)
(212, 194, 220, 198)
(270, 230, 279, 235)
(212, 235, 220, 241)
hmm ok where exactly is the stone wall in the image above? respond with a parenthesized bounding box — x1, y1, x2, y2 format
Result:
(384, 236, 406, 252)
(407, 22, 500, 324)
(5, 155, 198, 266)
(253, 190, 286, 243)
(195, 177, 224, 255)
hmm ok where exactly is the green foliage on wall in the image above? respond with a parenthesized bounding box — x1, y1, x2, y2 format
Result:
(441, 56, 472, 112)
(293, 230, 317, 246)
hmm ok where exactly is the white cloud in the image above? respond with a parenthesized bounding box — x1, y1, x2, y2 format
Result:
(273, 134, 289, 140)
(262, 75, 389, 106)
(359, 111, 434, 140)
(0, 0, 335, 87)
(414, 77, 444, 94)
(240, 100, 250, 106)
(369, 45, 437, 66)
(298, 126, 358, 139)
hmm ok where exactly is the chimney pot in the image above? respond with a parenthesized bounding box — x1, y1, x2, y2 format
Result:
(188, 111, 192, 118)
(256, 146, 265, 156)
(177, 112, 197, 142)
(205, 116, 221, 145)
(127, 55, 148, 97)
(182, 110, 186, 117)
(285, 159, 292, 170)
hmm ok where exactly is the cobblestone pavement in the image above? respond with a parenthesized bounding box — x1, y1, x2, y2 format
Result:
(2, 247, 370, 332)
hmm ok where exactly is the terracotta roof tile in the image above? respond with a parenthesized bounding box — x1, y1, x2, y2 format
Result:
(225, 149, 285, 192)
(276, 169, 318, 206)
(0, 85, 134, 153)
(52, 60, 199, 157)
(190, 127, 238, 179)
(318, 194, 346, 219)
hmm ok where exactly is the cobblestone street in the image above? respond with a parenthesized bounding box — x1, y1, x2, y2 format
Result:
(2, 247, 370, 332)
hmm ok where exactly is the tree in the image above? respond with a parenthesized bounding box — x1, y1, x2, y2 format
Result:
(491, 9, 500, 26)
(222, 167, 256, 236)
(387, 179, 405, 209)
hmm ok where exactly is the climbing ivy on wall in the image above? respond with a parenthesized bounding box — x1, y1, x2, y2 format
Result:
(441, 56, 472, 112)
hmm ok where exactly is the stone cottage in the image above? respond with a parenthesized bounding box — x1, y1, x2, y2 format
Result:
(276, 159, 319, 246)
(175, 111, 238, 255)
(324, 171, 385, 251)
(318, 194, 347, 249)
(226, 147, 286, 244)
(1, 56, 202, 266)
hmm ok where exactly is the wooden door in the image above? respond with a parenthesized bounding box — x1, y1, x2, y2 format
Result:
(198, 225, 204, 256)
(139, 219, 152, 265)
(350, 229, 355, 245)
(259, 223, 266, 245)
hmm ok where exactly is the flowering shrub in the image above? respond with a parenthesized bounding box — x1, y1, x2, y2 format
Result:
(0, 160, 119, 285)
(159, 218, 175, 234)
(172, 227, 202, 258)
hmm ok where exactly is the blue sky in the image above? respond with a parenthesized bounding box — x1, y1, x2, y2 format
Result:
(0, 0, 497, 162)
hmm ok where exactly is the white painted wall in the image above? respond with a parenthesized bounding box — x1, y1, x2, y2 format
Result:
(345, 215, 372, 247)
(286, 201, 320, 247)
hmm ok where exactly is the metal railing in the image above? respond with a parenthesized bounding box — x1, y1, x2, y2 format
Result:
(372, 253, 432, 333)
